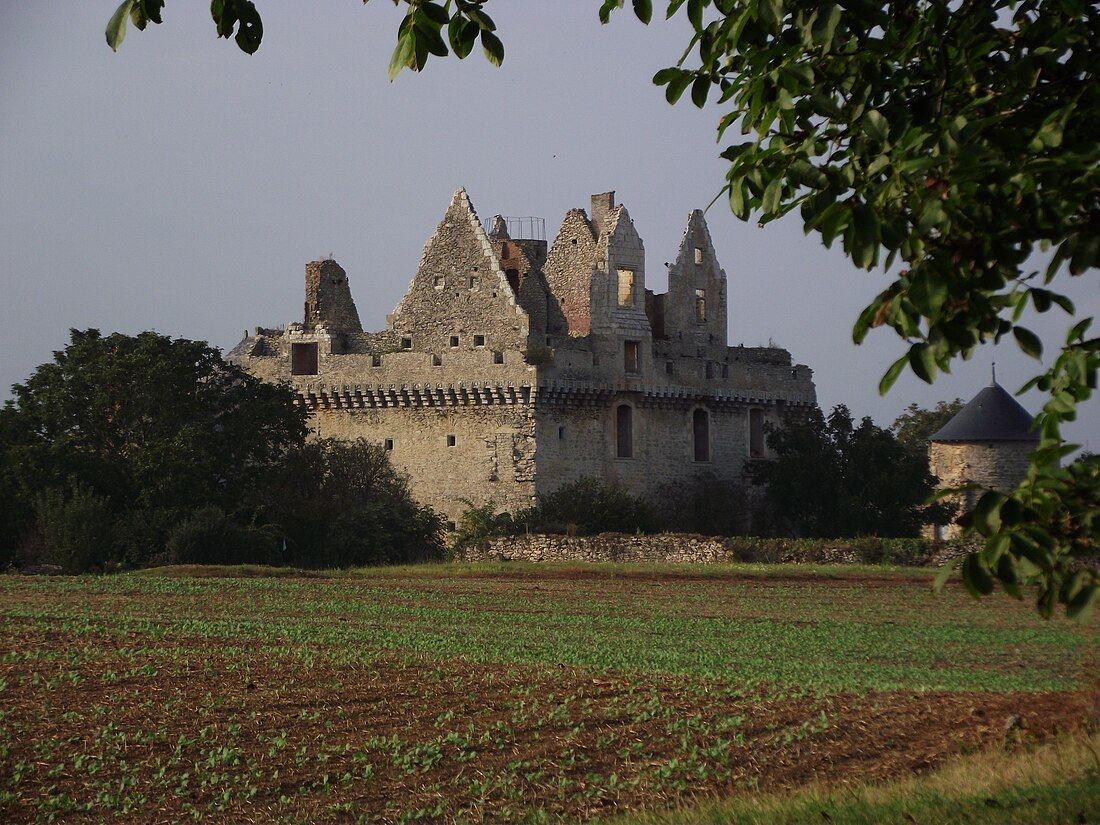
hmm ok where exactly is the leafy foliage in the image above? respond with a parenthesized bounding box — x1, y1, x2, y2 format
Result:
(891, 398, 965, 458)
(102, 1, 1099, 614)
(2, 331, 443, 571)
(751, 405, 949, 538)
(1, 329, 308, 568)
(456, 478, 661, 543)
(252, 437, 445, 567)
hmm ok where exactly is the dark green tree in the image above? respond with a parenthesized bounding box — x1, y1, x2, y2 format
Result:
(891, 398, 965, 458)
(103, 0, 1099, 616)
(254, 438, 444, 567)
(1, 328, 308, 567)
(751, 405, 946, 538)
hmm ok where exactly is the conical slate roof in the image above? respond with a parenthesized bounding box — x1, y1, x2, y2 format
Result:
(931, 382, 1039, 442)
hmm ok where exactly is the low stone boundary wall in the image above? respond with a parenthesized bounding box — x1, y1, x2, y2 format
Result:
(459, 533, 735, 564)
(454, 533, 963, 566)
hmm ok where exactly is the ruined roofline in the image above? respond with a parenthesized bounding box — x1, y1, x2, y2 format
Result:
(390, 187, 528, 327)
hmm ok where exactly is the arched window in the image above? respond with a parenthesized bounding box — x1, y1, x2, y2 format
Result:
(616, 404, 633, 458)
(693, 409, 709, 462)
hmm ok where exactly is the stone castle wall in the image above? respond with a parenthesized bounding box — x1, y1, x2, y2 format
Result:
(229, 188, 819, 528)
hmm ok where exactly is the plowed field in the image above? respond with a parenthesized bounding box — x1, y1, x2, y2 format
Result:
(1, 564, 1095, 823)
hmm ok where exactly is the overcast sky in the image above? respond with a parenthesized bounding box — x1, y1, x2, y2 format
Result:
(1, 3, 1096, 450)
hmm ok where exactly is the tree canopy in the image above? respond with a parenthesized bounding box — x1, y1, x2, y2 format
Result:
(1, 330, 445, 570)
(102, 0, 1099, 618)
(891, 398, 965, 458)
(750, 405, 947, 538)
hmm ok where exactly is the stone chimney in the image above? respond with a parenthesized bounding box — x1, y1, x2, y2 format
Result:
(590, 192, 615, 233)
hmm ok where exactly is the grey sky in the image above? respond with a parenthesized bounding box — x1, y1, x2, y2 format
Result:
(1, 3, 1096, 450)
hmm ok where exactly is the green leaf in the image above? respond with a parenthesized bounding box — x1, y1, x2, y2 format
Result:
(106, 0, 134, 51)
(599, 0, 624, 24)
(908, 343, 936, 384)
(762, 177, 783, 215)
(388, 29, 416, 80)
(971, 492, 1005, 537)
(481, 29, 505, 67)
(448, 16, 478, 59)
(1066, 584, 1098, 622)
(877, 353, 908, 395)
(691, 75, 710, 108)
(917, 199, 947, 234)
(1012, 326, 1043, 360)
(728, 179, 749, 220)
(961, 554, 995, 598)
(932, 556, 960, 593)
(863, 109, 889, 142)
(632, 0, 653, 24)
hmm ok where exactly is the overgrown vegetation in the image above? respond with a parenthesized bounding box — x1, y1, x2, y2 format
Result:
(0, 329, 443, 571)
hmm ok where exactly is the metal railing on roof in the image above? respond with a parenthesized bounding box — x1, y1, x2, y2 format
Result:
(484, 216, 546, 241)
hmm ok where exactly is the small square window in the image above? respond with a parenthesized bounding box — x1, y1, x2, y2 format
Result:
(473, 335, 486, 347)
(666, 360, 674, 375)
(433, 275, 445, 290)
(469, 276, 479, 289)
(493, 350, 504, 364)
(694, 246, 703, 265)
(446, 521, 456, 532)
(449, 336, 459, 348)
(401, 337, 412, 350)
(371, 354, 382, 367)
(431, 354, 442, 366)
(384, 438, 393, 451)
(447, 434, 456, 447)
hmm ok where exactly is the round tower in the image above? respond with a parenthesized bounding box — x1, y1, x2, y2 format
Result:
(928, 379, 1039, 538)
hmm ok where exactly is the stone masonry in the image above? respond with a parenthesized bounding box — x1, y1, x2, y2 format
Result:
(229, 188, 818, 528)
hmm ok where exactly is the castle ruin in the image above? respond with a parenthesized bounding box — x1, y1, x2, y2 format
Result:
(229, 189, 818, 528)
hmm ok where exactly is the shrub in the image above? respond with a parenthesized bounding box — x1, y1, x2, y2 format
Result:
(33, 481, 115, 573)
(324, 499, 444, 567)
(165, 507, 277, 566)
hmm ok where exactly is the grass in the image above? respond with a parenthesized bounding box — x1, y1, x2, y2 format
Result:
(0, 562, 1095, 823)
(613, 730, 1100, 825)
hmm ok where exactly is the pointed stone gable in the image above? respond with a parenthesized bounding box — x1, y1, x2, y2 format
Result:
(390, 188, 530, 352)
(544, 208, 599, 336)
(665, 210, 728, 349)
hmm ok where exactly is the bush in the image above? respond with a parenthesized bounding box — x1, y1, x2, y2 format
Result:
(530, 477, 661, 536)
(324, 499, 444, 567)
(453, 500, 523, 549)
(33, 481, 115, 573)
(165, 507, 277, 566)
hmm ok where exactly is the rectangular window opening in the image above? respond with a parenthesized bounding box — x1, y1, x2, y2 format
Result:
(617, 268, 635, 307)
(694, 247, 703, 265)
(400, 337, 413, 350)
(493, 350, 504, 364)
(433, 275, 445, 290)
(449, 335, 459, 348)
(371, 354, 382, 368)
(447, 434, 457, 447)
(290, 342, 318, 375)
(624, 340, 640, 374)
(695, 288, 707, 323)
(383, 438, 393, 451)
(431, 353, 442, 366)
(473, 334, 486, 347)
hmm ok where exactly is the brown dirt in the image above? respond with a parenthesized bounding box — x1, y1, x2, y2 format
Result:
(0, 569, 1096, 824)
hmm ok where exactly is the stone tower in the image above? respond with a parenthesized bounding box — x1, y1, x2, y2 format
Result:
(304, 258, 362, 333)
(928, 379, 1040, 538)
